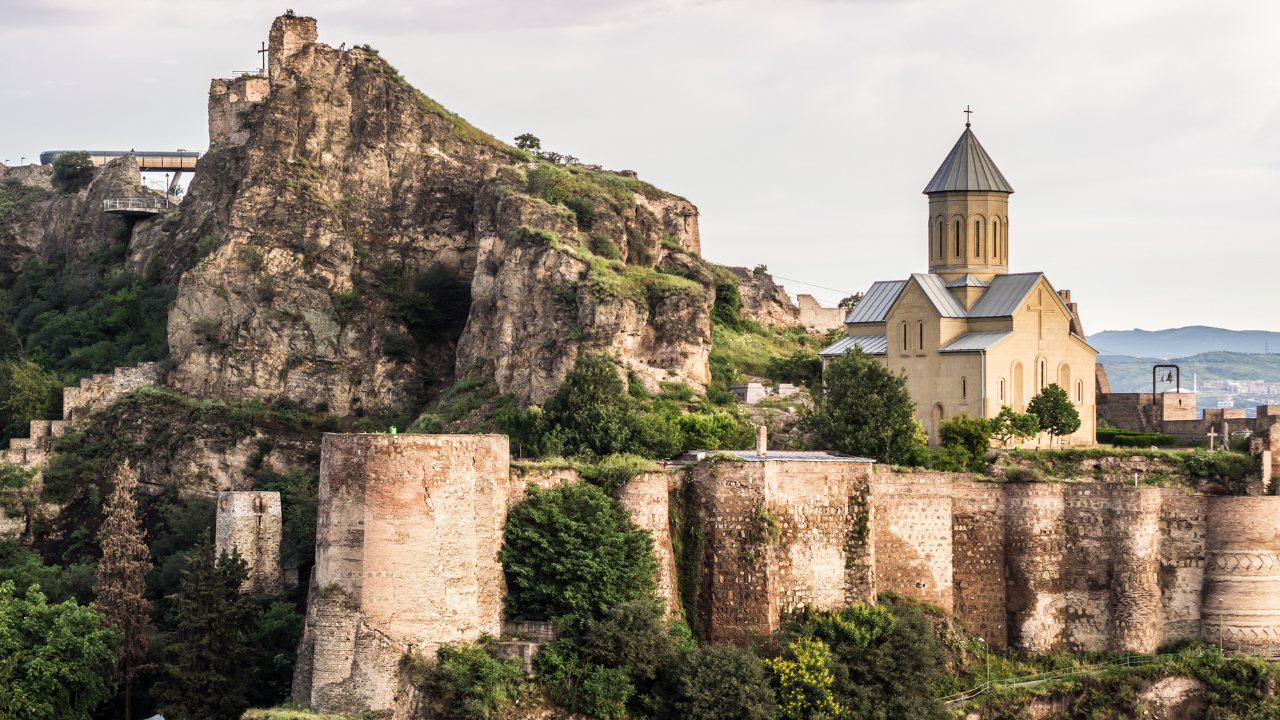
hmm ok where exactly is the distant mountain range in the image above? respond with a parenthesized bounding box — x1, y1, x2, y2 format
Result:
(1087, 326, 1280, 359)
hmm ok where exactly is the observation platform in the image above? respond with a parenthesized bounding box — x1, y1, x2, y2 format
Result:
(102, 197, 174, 217)
(40, 150, 200, 172)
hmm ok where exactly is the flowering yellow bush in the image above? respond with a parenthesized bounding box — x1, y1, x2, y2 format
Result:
(764, 637, 846, 719)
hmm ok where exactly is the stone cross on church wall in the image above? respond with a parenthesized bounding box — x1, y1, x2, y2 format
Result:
(1027, 288, 1055, 350)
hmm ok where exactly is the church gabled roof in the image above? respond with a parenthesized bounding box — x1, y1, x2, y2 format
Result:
(911, 274, 967, 318)
(844, 280, 907, 323)
(967, 272, 1047, 317)
(922, 127, 1014, 194)
(944, 274, 990, 288)
(819, 335, 888, 357)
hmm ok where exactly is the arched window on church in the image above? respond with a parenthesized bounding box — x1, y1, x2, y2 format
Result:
(1040, 360, 1046, 390)
(993, 220, 1000, 258)
(954, 220, 961, 257)
(918, 321, 924, 350)
(961, 376, 967, 399)
(974, 219, 982, 257)
(1076, 379, 1084, 403)
(903, 322, 908, 351)
(999, 378, 1005, 402)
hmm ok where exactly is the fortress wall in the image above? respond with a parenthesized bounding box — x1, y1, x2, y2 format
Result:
(61, 362, 162, 421)
(1061, 485, 1115, 651)
(952, 481, 1007, 647)
(1105, 487, 1163, 653)
(506, 465, 580, 511)
(215, 490, 282, 594)
(615, 471, 682, 616)
(768, 461, 873, 613)
(692, 461, 775, 643)
(869, 469, 955, 611)
(1158, 490, 1207, 646)
(1004, 483, 1066, 653)
(309, 434, 509, 714)
(1202, 497, 1280, 649)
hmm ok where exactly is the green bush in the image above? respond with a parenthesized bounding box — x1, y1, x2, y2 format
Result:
(51, 151, 95, 193)
(566, 197, 597, 230)
(765, 349, 822, 388)
(652, 644, 777, 720)
(712, 278, 742, 329)
(0, 177, 52, 218)
(579, 453, 661, 493)
(542, 353, 638, 457)
(500, 482, 658, 623)
(527, 164, 572, 205)
(1096, 428, 1176, 447)
(590, 232, 621, 260)
(800, 348, 922, 464)
(938, 414, 993, 471)
(414, 640, 529, 719)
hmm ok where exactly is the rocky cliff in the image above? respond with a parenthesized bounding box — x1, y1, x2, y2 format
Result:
(0, 156, 159, 273)
(143, 14, 713, 413)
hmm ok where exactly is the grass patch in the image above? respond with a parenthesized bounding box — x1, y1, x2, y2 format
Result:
(712, 322, 826, 379)
(242, 706, 377, 720)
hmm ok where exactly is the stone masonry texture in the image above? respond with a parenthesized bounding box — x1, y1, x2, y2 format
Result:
(293, 435, 1280, 718)
(215, 491, 283, 594)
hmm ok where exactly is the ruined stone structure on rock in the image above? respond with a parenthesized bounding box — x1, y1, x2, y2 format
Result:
(215, 490, 283, 594)
(821, 126, 1097, 447)
(294, 434, 1280, 717)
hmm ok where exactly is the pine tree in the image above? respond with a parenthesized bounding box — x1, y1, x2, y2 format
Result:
(94, 462, 155, 720)
(154, 532, 258, 720)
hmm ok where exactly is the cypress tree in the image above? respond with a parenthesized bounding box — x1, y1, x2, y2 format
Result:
(94, 462, 155, 720)
(154, 532, 258, 720)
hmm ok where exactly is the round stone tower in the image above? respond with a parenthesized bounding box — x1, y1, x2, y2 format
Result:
(1202, 496, 1280, 650)
(924, 125, 1014, 283)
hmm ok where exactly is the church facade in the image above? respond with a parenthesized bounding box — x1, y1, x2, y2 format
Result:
(820, 125, 1097, 447)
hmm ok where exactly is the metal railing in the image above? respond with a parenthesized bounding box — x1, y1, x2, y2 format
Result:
(102, 197, 171, 212)
(939, 653, 1176, 706)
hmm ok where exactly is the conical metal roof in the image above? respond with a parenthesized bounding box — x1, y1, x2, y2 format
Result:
(922, 127, 1014, 194)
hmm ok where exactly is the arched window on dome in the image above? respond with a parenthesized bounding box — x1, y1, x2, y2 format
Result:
(993, 219, 1000, 258)
(974, 219, 982, 257)
(938, 219, 944, 258)
(954, 220, 961, 257)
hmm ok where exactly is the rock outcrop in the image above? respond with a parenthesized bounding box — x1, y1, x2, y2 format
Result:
(722, 265, 802, 327)
(0, 156, 158, 274)
(152, 14, 714, 413)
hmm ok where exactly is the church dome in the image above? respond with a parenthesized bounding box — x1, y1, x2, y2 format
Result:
(923, 127, 1014, 194)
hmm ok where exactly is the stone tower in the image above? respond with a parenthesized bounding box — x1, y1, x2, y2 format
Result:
(215, 491, 283, 594)
(923, 125, 1014, 283)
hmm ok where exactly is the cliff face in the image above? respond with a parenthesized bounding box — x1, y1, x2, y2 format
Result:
(0, 157, 154, 273)
(725, 265, 802, 328)
(154, 14, 712, 413)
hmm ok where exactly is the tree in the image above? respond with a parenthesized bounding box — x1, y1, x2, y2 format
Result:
(752, 264, 768, 277)
(800, 348, 921, 464)
(838, 292, 863, 309)
(515, 133, 542, 151)
(0, 359, 61, 438)
(94, 462, 155, 720)
(542, 353, 637, 458)
(989, 405, 1040, 449)
(1026, 383, 1081, 444)
(51, 151, 95, 193)
(0, 580, 120, 720)
(153, 534, 258, 720)
(500, 482, 658, 623)
(652, 644, 777, 720)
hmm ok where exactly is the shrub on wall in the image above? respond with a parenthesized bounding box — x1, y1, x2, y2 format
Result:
(652, 644, 777, 720)
(500, 482, 658, 623)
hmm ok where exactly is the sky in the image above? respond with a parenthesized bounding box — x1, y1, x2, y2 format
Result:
(2, 0, 1278, 332)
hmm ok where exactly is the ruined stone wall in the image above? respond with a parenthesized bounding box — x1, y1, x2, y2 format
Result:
(869, 469, 955, 612)
(1158, 490, 1207, 646)
(952, 481, 1007, 647)
(797, 295, 847, 332)
(1202, 496, 1280, 649)
(1004, 483, 1066, 652)
(691, 458, 874, 643)
(62, 362, 163, 421)
(208, 76, 269, 148)
(615, 472, 682, 616)
(304, 434, 509, 715)
(268, 14, 319, 86)
(215, 490, 283, 594)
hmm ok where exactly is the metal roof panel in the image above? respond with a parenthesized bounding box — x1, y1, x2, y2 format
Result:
(968, 272, 1043, 317)
(844, 280, 907, 323)
(819, 334, 888, 357)
(912, 274, 968, 318)
(922, 128, 1014, 194)
(939, 331, 1014, 352)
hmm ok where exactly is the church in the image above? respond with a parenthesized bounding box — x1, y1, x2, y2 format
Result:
(820, 123, 1097, 447)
